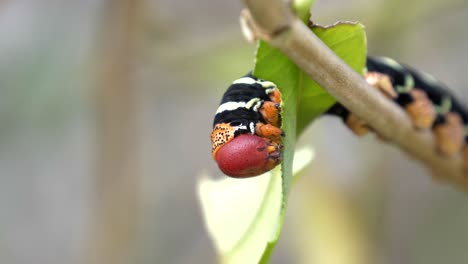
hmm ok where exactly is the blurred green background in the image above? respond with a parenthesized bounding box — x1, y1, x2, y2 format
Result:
(1, 0, 468, 263)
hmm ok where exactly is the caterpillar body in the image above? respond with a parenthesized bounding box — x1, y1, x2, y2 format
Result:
(211, 74, 284, 178)
(211, 57, 468, 177)
(329, 56, 468, 156)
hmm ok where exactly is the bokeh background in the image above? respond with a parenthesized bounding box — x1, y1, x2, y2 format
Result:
(1, 0, 468, 263)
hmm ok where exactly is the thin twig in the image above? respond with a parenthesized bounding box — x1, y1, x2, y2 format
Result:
(242, 0, 468, 187)
(86, 1, 142, 263)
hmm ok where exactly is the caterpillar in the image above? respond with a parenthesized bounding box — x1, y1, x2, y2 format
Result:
(328, 56, 468, 157)
(211, 74, 284, 178)
(211, 56, 468, 177)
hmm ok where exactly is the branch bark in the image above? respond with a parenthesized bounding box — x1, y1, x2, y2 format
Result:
(242, 0, 468, 187)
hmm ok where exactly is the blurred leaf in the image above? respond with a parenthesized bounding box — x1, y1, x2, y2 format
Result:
(289, 172, 374, 264)
(198, 148, 314, 264)
(293, 0, 316, 22)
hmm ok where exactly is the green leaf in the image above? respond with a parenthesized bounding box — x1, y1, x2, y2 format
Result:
(297, 22, 367, 132)
(254, 22, 366, 174)
(251, 39, 308, 263)
(293, 0, 316, 23)
(252, 21, 366, 263)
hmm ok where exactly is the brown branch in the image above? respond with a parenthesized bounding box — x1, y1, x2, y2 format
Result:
(242, 0, 468, 188)
(86, 1, 143, 263)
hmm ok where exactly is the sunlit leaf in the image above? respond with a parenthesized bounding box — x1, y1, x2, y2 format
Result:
(198, 148, 314, 264)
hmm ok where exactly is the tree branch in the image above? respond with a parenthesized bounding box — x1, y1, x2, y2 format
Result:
(86, 1, 142, 263)
(242, 0, 468, 187)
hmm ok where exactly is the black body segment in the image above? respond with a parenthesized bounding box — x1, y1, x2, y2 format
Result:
(218, 80, 272, 107)
(213, 73, 275, 132)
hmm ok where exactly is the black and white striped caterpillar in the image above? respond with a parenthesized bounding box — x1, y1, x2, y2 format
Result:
(211, 56, 468, 177)
(211, 74, 284, 178)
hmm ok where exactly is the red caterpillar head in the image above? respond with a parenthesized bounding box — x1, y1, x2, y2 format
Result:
(213, 134, 282, 178)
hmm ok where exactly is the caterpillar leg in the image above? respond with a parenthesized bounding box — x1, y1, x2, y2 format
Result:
(326, 104, 370, 136)
(345, 113, 370, 136)
(365, 72, 397, 99)
(404, 89, 436, 129)
(267, 88, 282, 105)
(327, 71, 399, 136)
(259, 101, 281, 127)
(434, 112, 465, 156)
(255, 123, 284, 142)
